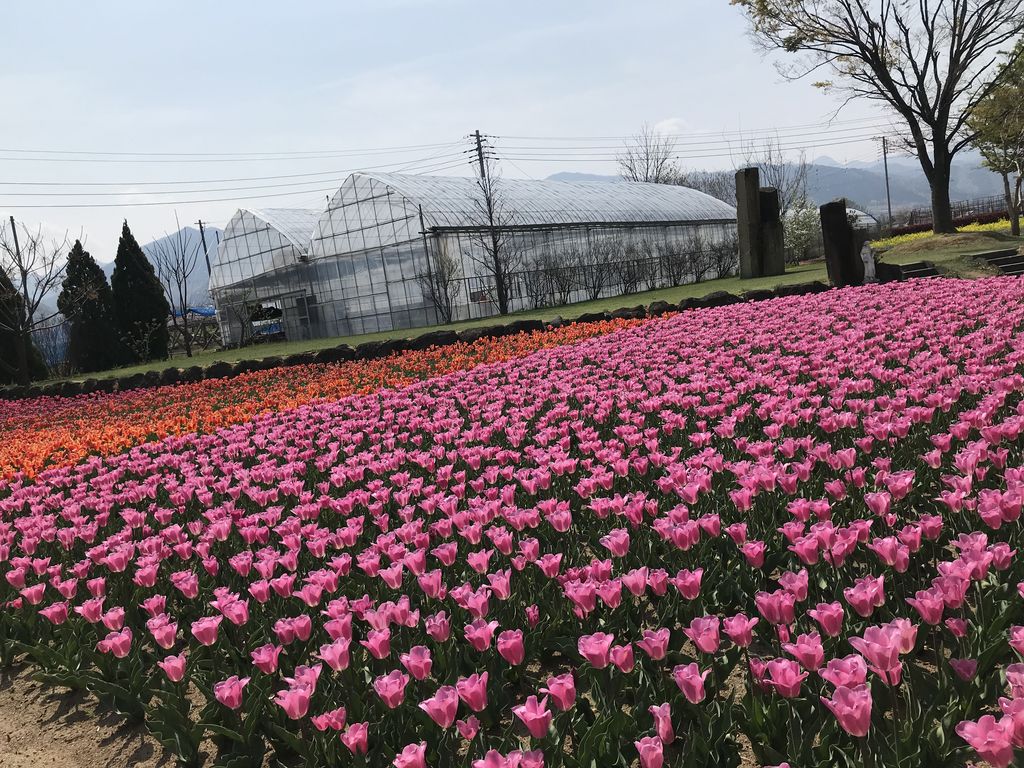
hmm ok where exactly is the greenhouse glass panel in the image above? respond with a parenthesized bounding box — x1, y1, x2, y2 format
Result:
(211, 172, 737, 346)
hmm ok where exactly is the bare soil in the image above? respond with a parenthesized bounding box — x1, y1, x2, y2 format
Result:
(0, 663, 165, 768)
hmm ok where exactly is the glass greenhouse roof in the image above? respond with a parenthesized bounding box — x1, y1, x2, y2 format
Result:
(238, 208, 322, 252)
(345, 172, 737, 230)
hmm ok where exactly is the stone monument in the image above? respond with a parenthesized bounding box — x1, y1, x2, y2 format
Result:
(735, 167, 786, 279)
(819, 199, 864, 287)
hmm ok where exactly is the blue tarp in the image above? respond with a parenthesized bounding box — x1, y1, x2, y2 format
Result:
(174, 306, 217, 318)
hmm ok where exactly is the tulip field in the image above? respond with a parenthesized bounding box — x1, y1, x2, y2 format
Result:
(4, 277, 1024, 768)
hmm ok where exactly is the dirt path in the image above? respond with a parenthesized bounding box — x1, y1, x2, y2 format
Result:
(0, 664, 165, 768)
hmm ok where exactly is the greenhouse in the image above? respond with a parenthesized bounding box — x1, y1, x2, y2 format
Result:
(210, 172, 738, 344)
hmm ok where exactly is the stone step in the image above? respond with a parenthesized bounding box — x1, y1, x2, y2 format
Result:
(1001, 264, 1024, 276)
(970, 248, 1021, 263)
(985, 254, 1024, 267)
(898, 261, 940, 278)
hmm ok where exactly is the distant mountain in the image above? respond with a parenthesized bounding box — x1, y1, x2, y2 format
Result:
(99, 225, 222, 306)
(546, 152, 1005, 215)
(547, 171, 622, 183)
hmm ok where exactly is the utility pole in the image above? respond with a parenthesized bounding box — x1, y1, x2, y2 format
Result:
(195, 219, 213, 276)
(474, 130, 487, 181)
(880, 136, 893, 229)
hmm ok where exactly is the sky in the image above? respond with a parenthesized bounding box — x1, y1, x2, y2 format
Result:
(0, 0, 895, 259)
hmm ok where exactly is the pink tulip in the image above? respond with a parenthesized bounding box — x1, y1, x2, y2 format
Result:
(648, 702, 674, 744)
(906, 587, 945, 625)
(956, 715, 1016, 768)
(578, 632, 614, 669)
(39, 602, 68, 625)
(512, 695, 552, 739)
(1010, 625, 1024, 656)
(373, 670, 410, 709)
(158, 653, 186, 683)
(950, 658, 978, 681)
(275, 685, 312, 720)
(96, 627, 132, 658)
(671, 568, 703, 599)
(465, 619, 499, 652)
(311, 706, 347, 732)
(361, 628, 391, 659)
(420, 686, 459, 728)
(634, 735, 664, 768)
(599, 528, 630, 557)
(457, 716, 481, 740)
(764, 658, 807, 698)
(755, 590, 796, 626)
(849, 625, 903, 685)
(400, 645, 433, 679)
(683, 616, 721, 654)
(456, 672, 489, 712)
(393, 742, 426, 768)
(341, 722, 369, 755)
(214, 675, 249, 710)
(782, 632, 824, 671)
(843, 574, 886, 618)
(637, 628, 670, 660)
(821, 684, 872, 737)
(425, 612, 451, 642)
(497, 630, 525, 666)
(819, 654, 868, 689)
(191, 615, 223, 646)
(672, 663, 708, 704)
(807, 601, 845, 637)
(610, 643, 635, 673)
(540, 673, 576, 711)
(722, 613, 758, 647)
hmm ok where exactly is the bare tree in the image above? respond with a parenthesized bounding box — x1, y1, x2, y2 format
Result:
(0, 217, 69, 384)
(215, 286, 257, 348)
(732, 0, 1024, 233)
(418, 245, 463, 323)
(521, 254, 554, 310)
(688, 230, 714, 283)
(541, 249, 577, 305)
(742, 136, 809, 216)
(676, 170, 737, 204)
(151, 214, 201, 357)
(618, 124, 684, 183)
(658, 236, 692, 287)
(466, 160, 524, 315)
(578, 238, 620, 300)
(709, 232, 741, 278)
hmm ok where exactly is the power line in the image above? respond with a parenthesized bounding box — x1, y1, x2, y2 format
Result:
(494, 115, 892, 141)
(0, 140, 463, 160)
(0, 151, 471, 199)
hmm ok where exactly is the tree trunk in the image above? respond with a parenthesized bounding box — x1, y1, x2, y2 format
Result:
(1013, 173, 1023, 238)
(1002, 172, 1020, 237)
(930, 157, 955, 234)
(14, 329, 29, 386)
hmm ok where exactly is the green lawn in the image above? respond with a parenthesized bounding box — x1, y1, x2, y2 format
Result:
(880, 231, 1024, 278)
(45, 264, 827, 384)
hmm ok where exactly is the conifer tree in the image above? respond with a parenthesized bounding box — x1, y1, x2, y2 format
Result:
(110, 221, 170, 362)
(57, 240, 121, 372)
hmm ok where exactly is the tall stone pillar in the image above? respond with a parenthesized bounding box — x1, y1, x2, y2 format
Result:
(735, 167, 762, 279)
(759, 188, 786, 276)
(820, 199, 864, 287)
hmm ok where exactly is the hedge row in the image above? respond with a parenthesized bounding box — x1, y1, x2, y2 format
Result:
(0, 281, 831, 402)
(889, 209, 1007, 237)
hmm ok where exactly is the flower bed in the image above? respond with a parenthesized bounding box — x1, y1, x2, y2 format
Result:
(0, 319, 636, 480)
(2, 278, 1024, 767)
